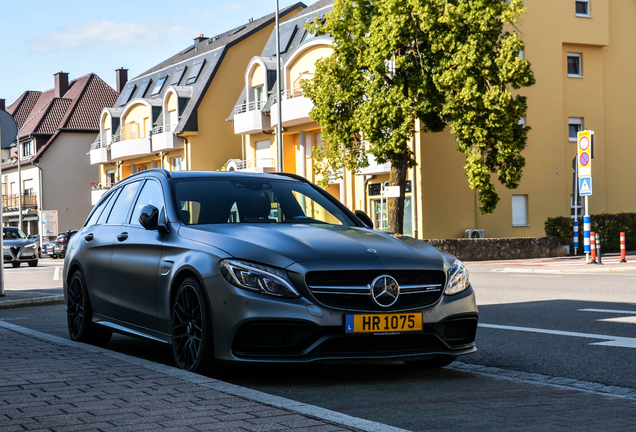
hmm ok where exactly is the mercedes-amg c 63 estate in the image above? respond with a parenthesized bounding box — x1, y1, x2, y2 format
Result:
(64, 169, 477, 373)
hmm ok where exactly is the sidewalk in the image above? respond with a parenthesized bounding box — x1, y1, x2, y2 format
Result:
(466, 252, 636, 274)
(0, 321, 404, 432)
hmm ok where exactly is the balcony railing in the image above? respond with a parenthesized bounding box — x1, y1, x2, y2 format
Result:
(233, 100, 267, 115)
(112, 130, 150, 143)
(271, 88, 305, 104)
(2, 194, 38, 212)
(237, 158, 275, 169)
(151, 124, 178, 135)
(91, 140, 109, 150)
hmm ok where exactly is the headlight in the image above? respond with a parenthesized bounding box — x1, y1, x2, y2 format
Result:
(24, 243, 37, 249)
(220, 259, 300, 299)
(445, 259, 470, 295)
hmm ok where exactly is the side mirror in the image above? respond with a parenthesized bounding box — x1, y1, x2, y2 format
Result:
(27, 235, 32, 239)
(355, 210, 374, 229)
(139, 204, 168, 233)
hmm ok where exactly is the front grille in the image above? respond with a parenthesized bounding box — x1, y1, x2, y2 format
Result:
(305, 270, 446, 311)
(313, 333, 447, 356)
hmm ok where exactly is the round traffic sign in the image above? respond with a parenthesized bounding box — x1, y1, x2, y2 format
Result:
(580, 152, 590, 167)
(579, 136, 590, 151)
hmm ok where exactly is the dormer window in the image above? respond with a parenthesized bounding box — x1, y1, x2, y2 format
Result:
(23, 140, 34, 157)
(185, 60, 205, 85)
(151, 77, 167, 96)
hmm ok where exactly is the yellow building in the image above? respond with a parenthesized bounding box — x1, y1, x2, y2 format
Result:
(231, 0, 636, 240)
(89, 4, 305, 205)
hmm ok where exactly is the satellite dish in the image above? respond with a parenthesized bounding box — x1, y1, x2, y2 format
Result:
(0, 110, 18, 149)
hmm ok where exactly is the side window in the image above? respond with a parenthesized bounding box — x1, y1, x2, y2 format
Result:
(129, 180, 165, 226)
(97, 189, 121, 225)
(85, 192, 114, 227)
(107, 181, 142, 225)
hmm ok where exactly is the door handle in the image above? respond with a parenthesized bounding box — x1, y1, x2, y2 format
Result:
(84, 233, 94, 241)
(117, 232, 128, 242)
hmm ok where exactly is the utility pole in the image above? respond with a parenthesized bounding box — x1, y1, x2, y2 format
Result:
(275, 0, 283, 172)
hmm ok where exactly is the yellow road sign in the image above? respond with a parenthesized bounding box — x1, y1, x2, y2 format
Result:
(577, 130, 592, 177)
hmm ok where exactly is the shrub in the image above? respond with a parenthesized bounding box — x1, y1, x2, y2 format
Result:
(545, 213, 636, 254)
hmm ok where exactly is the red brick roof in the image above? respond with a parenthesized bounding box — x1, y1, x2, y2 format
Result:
(2, 73, 118, 167)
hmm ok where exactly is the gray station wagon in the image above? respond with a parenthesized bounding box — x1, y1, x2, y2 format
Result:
(64, 169, 478, 373)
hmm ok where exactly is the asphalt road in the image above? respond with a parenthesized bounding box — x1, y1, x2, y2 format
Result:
(2, 262, 636, 431)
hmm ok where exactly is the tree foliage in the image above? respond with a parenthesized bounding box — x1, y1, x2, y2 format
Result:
(303, 0, 535, 232)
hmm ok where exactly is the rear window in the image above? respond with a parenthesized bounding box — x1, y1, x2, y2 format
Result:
(172, 177, 354, 226)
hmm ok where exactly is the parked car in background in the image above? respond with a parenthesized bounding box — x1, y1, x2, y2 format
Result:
(53, 231, 78, 259)
(64, 169, 478, 374)
(43, 241, 57, 258)
(3, 227, 38, 267)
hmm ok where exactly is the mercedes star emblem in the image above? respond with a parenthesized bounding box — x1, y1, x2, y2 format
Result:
(370, 275, 400, 307)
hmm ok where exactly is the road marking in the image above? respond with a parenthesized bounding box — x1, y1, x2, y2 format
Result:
(578, 308, 636, 315)
(479, 323, 636, 349)
(53, 267, 61, 281)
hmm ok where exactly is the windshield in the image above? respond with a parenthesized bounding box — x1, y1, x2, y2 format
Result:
(3, 227, 27, 240)
(173, 177, 355, 226)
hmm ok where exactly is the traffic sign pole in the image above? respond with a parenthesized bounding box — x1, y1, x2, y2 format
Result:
(578, 130, 594, 264)
(573, 220, 579, 255)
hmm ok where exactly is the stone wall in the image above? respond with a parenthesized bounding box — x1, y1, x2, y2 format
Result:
(424, 237, 561, 262)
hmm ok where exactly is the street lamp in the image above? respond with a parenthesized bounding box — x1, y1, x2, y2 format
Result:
(275, 0, 283, 172)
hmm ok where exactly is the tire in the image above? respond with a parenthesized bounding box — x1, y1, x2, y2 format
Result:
(171, 277, 215, 373)
(12, 262, 20, 268)
(51, 255, 57, 259)
(404, 355, 457, 369)
(28, 260, 38, 267)
(66, 270, 112, 347)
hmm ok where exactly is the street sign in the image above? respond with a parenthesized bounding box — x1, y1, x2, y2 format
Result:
(579, 177, 592, 196)
(577, 131, 592, 177)
(0, 110, 18, 148)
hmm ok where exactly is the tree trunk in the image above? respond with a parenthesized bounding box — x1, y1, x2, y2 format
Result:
(387, 152, 409, 234)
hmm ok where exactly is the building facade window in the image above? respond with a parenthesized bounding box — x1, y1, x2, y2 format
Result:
(512, 195, 529, 226)
(106, 169, 116, 184)
(23, 140, 34, 157)
(569, 117, 583, 142)
(576, 0, 590, 16)
(567, 53, 582, 77)
(372, 197, 413, 236)
(518, 117, 527, 145)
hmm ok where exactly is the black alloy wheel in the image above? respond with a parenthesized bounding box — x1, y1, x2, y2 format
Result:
(11, 262, 20, 268)
(67, 270, 112, 346)
(28, 260, 38, 267)
(172, 277, 214, 373)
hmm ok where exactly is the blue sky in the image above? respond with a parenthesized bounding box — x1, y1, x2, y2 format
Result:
(0, 0, 304, 106)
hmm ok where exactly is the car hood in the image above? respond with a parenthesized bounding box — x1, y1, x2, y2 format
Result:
(178, 224, 445, 270)
(3, 238, 35, 248)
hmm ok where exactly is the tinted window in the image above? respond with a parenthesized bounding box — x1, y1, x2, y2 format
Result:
(97, 189, 121, 225)
(129, 180, 165, 226)
(173, 177, 354, 226)
(107, 182, 142, 225)
(85, 192, 115, 227)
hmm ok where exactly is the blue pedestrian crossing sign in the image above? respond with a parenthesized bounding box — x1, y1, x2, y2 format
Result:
(579, 177, 592, 196)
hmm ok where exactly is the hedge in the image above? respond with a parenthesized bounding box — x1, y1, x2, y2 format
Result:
(545, 213, 636, 254)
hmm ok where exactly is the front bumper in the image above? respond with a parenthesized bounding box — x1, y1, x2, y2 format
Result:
(204, 274, 478, 364)
(3, 249, 38, 263)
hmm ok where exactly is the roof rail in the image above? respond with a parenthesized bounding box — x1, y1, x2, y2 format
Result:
(130, 168, 172, 178)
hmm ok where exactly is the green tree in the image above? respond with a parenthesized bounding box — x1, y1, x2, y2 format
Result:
(303, 0, 535, 234)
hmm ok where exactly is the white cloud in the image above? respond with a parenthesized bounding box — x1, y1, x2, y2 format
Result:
(30, 19, 193, 53)
(225, 2, 245, 11)
(188, 8, 218, 18)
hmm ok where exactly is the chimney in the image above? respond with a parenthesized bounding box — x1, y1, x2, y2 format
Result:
(115, 67, 128, 94)
(54, 72, 69, 97)
(193, 34, 208, 45)
(0, 99, 5, 111)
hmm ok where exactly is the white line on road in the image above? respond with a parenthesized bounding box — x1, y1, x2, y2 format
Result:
(578, 308, 636, 315)
(479, 323, 636, 349)
(53, 267, 61, 281)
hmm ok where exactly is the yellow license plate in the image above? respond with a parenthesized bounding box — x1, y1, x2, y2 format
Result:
(345, 313, 423, 334)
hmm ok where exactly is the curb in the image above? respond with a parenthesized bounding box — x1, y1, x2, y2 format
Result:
(0, 294, 64, 310)
(494, 266, 636, 275)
